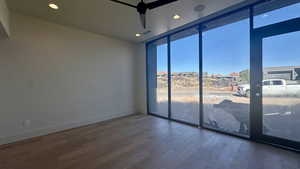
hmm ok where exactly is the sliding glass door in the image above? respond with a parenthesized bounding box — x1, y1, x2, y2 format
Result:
(170, 28, 199, 125)
(147, 38, 169, 117)
(202, 10, 250, 136)
(147, 29, 200, 124)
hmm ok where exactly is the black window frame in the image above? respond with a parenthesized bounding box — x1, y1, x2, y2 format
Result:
(145, 0, 300, 152)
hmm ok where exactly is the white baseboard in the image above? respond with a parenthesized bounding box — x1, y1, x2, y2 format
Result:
(0, 112, 133, 146)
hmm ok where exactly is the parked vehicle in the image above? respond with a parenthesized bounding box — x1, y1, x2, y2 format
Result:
(237, 79, 300, 97)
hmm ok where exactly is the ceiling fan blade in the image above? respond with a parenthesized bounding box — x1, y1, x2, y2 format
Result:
(147, 0, 178, 10)
(110, 0, 137, 8)
(139, 13, 146, 29)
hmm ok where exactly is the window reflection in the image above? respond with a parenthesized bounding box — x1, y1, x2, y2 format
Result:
(202, 10, 250, 136)
(148, 39, 169, 117)
(262, 32, 300, 142)
(170, 28, 199, 124)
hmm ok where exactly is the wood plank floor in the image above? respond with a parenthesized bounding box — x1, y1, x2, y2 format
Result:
(0, 114, 299, 169)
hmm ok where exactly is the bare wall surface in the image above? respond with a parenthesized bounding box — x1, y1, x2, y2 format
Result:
(0, 13, 137, 145)
(0, 0, 10, 37)
(135, 44, 147, 114)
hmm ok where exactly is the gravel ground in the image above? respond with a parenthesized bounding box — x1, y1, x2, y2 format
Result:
(151, 88, 300, 141)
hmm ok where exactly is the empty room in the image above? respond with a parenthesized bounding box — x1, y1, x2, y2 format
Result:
(0, 0, 299, 168)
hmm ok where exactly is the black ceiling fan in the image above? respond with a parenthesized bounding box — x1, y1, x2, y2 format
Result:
(110, 0, 178, 29)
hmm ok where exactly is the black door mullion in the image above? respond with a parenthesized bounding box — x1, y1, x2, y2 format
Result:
(249, 6, 257, 140)
(251, 31, 263, 140)
(167, 36, 171, 120)
(198, 25, 203, 127)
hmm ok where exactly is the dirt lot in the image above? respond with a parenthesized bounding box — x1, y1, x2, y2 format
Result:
(152, 88, 300, 141)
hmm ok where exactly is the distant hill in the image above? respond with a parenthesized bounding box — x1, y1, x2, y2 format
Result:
(156, 72, 247, 89)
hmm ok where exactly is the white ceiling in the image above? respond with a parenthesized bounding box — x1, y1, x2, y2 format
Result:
(7, 0, 246, 42)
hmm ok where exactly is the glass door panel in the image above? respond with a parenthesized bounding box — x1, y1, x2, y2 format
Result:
(202, 10, 250, 137)
(170, 28, 199, 124)
(262, 31, 300, 142)
(147, 38, 169, 117)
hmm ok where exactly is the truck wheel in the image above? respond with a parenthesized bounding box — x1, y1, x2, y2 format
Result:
(245, 90, 250, 98)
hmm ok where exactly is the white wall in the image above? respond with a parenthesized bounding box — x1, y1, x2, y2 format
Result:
(0, 13, 137, 145)
(0, 0, 10, 37)
(135, 44, 147, 114)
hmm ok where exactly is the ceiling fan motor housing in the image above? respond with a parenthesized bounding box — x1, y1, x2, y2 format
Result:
(137, 2, 147, 14)
(110, 0, 178, 28)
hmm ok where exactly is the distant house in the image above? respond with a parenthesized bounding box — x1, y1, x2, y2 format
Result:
(264, 66, 300, 80)
(215, 72, 240, 81)
(239, 66, 300, 81)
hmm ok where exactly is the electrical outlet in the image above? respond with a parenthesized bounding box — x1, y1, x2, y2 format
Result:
(23, 120, 31, 127)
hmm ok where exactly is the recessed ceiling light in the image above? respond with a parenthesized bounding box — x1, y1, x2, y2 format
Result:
(173, 14, 181, 20)
(49, 3, 59, 10)
(194, 4, 205, 12)
(135, 33, 141, 37)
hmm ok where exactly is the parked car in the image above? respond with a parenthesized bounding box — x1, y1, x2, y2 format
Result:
(237, 79, 300, 97)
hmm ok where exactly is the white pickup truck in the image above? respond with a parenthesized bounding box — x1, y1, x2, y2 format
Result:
(237, 79, 300, 97)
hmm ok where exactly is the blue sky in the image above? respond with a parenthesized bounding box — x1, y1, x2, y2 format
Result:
(156, 2, 300, 75)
